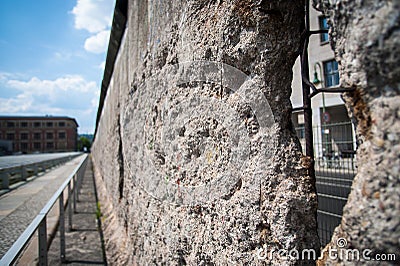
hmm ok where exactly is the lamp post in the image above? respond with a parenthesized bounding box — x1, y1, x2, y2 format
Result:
(312, 62, 326, 114)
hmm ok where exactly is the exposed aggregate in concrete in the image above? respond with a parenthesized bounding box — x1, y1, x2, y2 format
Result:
(93, 1, 324, 265)
(314, 0, 400, 264)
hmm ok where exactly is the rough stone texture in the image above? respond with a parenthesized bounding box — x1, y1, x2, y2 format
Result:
(92, 1, 320, 265)
(314, 0, 400, 264)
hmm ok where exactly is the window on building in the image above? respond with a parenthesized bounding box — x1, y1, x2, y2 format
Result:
(319, 16, 329, 43)
(34, 133, 41, 140)
(34, 122, 41, 128)
(46, 122, 53, 127)
(58, 142, 67, 149)
(34, 142, 41, 149)
(6, 133, 15, 140)
(21, 143, 28, 150)
(324, 60, 340, 87)
(59, 122, 65, 127)
(21, 122, 28, 127)
(46, 132, 53, 139)
(7, 122, 15, 128)
(21, 133, 29, 140)
(47, 142, 54, 149)
(296, 124, 305, 139)
(58, 132, 66, 139)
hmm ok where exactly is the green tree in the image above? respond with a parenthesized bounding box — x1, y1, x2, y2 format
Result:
(78, 136, 91, 152)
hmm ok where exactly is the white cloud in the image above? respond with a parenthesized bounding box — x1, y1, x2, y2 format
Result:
(0, 94, 33, 113)
(84, 30, 110, 54)
(53, 51, 73, 61)
(7, 75, 95, 94)
(99, 61, 106, 70)
(0, 74, 100, 133)
(71, 0, 114, 55)
(71, 0, 114, 33)
(0, 72, 27, 82)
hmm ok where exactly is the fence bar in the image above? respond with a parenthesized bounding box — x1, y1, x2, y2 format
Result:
(34, 164, 39, 176)
(1, 172, 9, 189)
(73, 174, 77, 213)
(0, 155, 88, 265)
(68, 182, 73, 231)
(301, 0, 316, 180)
(317, 209, 342, 219)
(76, 173, 79, 202)
(77, 170, 81, 202)
(21, 166, 27, 181)
(290, 0, 361, 249)
(59, 191, 66, 262)
(295, 121, 357, 245)
(0, 153, 81, 192)
(38, 218, 48, 266)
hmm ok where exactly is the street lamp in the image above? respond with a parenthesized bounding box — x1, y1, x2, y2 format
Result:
(313, 68, 321, 85)
(313, 63, 323, 86)
(312, 62, 326, 114)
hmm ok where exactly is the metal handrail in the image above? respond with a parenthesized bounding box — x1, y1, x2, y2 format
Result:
(0, 154, 88, 265)
(0, 152, 81, 170)
(0, 153, 81, 189)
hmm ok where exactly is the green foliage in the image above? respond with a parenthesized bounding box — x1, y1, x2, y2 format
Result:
(96, 201, 102, 219)
(78, 136, 92, 152)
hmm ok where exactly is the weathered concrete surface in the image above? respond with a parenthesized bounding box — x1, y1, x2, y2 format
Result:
(92, 0, 320, 265)
(314, 0, 400, 264)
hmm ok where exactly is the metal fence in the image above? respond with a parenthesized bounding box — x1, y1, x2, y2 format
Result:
(0, 153, 81, 189)
(295, 121, 357, 246)
(0, 154, 88, 265)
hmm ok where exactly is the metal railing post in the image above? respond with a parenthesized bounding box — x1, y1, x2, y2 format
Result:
(38, 217, 48, 266)
(301, 0, 316, 180)
(73, 174, 77, 213)
(21, 166, 27, 181)
(59, 191, 66, 262)
(1, 172, 10, 189)
(76, 170, 81, 202)
(34, 164, 39, 176)
(0, 154, 87, 265)
(68, 183, 73, 231)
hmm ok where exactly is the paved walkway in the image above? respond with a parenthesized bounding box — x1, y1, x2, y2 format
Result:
(47, 158, 106, 265)
(0, 155, 87, 258)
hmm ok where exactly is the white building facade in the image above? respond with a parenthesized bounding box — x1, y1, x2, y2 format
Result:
(291, 5, 356, 161)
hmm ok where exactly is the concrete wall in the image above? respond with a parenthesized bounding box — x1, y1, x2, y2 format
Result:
(92, 1, 320, 264)
(315, 0, 400, 264)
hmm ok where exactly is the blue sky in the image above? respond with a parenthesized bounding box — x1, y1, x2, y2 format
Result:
(0, 0, 115, 134)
